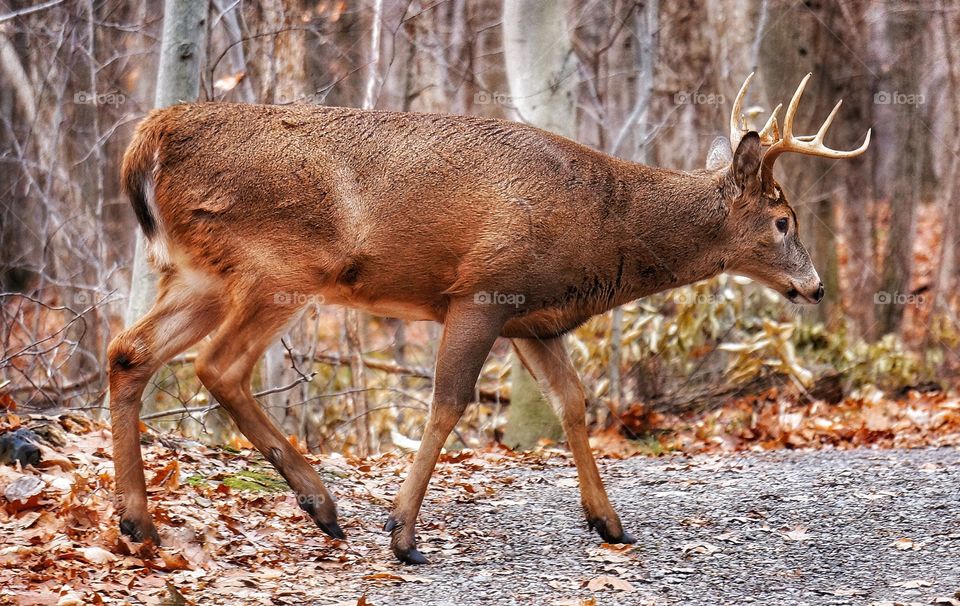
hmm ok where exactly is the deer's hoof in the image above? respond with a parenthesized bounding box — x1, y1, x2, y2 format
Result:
(588, 517, 636, 544)
(297, 494, 344, 540)
(392, 544, 429, 565)
(385, 514, 429, 564)
(383, 514, 399, 533)
(120, 516, 161, 545)
(315, 518, 346, 540)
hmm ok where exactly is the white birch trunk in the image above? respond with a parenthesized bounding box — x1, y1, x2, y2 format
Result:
(500, 0, 577, 449)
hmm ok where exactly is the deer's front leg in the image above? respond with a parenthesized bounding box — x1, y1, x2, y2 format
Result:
(385, 299, 504, 564)
(109, 360, 159, 544)
(107, 279, 221, 544)
(512, 337, 634, 544)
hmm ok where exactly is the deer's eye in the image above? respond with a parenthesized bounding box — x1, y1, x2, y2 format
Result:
(775, 217, 789, 234)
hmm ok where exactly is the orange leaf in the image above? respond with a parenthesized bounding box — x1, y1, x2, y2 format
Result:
(149, 459, 180, 490)
(0, 393, 18, 411)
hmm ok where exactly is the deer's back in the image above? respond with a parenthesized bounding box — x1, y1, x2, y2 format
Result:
(136, 103, 639, 327)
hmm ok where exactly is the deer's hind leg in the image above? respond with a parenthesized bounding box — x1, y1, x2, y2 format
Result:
(108, 272, 222, 543)
(512, 336, 634, 544)
(194, 293, 343, 539)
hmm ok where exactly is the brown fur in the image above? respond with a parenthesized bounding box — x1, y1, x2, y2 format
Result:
(109, 103, 823, 563)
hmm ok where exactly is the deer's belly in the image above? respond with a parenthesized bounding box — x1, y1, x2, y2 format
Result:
(316, 289, 440, 322)
(499, 306, 594, 339)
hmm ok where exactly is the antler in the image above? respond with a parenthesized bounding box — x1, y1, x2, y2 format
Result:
(760, 73, 871, 178)
(729, 72, 781, 150)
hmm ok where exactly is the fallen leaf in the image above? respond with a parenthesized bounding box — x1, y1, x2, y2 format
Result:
(4, 474, 42, 502)
(680, 541, 720, 557)
(890, 579, 932, 589)
(56, 592, 84, 606)
(781, 525, 811, 542)
(161, 582, 188, 606)
(586, 574, 635, 593)
(12, 510, 41, 529)
(586, 546, 632, 563)
(78, 546, 116, 565)
(817, 588, 867, 597)
(149, 460, 180, 490)
(396, 574, 432, 584)
(853, 491, 897, 501)
(891, 537, 921, 551)
(214, 71, 246, 93)
(156, 550, 191, 571)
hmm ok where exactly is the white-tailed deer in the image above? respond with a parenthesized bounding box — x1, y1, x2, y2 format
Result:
(109, 73, 869, 564)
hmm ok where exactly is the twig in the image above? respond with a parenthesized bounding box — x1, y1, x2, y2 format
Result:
(0, 0, 64, 24)
(139, 373, 318, 422)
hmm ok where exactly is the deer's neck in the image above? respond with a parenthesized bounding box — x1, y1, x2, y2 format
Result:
(504, 162, 732, 339)
(615, 164, 731, 301)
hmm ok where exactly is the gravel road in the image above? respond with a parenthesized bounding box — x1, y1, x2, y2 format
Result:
(316, 447, 960, 606)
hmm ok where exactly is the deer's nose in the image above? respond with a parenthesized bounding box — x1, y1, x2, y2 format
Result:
(815, 282, 825, 303)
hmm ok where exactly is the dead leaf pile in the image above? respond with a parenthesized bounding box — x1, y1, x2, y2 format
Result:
(599, 389, 960, 456)
(0, 413, 572, 604)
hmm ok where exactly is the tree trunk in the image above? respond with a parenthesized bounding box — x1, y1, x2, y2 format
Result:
(213, 0, 255, 103)
(875, 5, 926, 336)
(759, 0, 867, 326)
(935, 6, 960, 314)
(500, 0, 576, 450)
(343, 0, 386, 455)
(125, 0, 208, 413)
(126, 0, 208, 327)
(258, 2, 308, 428)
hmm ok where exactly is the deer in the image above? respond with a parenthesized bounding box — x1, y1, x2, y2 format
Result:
(108, 72, 869, 564)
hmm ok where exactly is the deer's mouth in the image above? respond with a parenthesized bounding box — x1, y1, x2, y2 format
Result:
(785, 283, 820, 305)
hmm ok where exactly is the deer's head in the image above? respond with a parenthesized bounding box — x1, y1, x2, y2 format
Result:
(708, 73, 871, 304)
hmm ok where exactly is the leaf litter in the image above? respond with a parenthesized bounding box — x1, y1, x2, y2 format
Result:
(1, 406, 958, 605)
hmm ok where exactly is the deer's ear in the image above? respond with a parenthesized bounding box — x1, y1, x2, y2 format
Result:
(730, 131, 762, 190)
(706, 136, 733, 171)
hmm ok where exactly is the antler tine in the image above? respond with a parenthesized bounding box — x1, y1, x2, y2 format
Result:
(729, 72, 755, 151)
(731, 73, 784, 150)
(816, 99, 843, 143)
(779, 72, 812, 143)
(757, 103, 782, 146)
(762, 72, 872, 173)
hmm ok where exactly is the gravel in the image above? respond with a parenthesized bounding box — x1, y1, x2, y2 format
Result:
(329, 447, 960, 606)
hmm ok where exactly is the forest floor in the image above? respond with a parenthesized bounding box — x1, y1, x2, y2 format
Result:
(1, 409, 959, 606)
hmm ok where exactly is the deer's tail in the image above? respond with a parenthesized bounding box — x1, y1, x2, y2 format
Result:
(121, 110, 177, 267)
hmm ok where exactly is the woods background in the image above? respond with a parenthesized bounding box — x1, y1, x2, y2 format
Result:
(1, 0, 957, 456)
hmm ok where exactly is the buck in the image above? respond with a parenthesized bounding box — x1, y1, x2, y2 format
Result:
(109, 73, 869, 564)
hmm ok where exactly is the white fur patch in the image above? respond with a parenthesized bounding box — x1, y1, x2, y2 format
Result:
(145, 151, 173, 269)
(178, 262, 219, 296)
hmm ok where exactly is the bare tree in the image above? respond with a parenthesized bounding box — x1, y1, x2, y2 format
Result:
(125, 0, 209, 416)
(499, 0, 577, 449)
(126, 0, 208, 326)
(875, 5, 926, 335)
